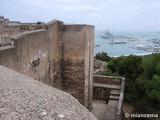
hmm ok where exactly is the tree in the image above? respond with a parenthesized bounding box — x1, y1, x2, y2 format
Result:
(95, 51, 111, 62)
(105, 55, 143, 81)
(124, 81, 138, 103)
(143, 53, 160, 79)
(146, 74, 160, 108)
(102, 53, 160, 113)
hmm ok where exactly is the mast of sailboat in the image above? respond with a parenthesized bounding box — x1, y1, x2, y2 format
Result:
(107, 28, 110, 35)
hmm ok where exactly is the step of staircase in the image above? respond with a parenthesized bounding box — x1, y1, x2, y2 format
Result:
(93, 83, 120, 90)
(110, 90, 120, 96)
(109, 95, 119, 100)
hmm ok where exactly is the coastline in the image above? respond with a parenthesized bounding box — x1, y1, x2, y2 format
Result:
(113, 52, 153, 58)
(94, 30, 160, 57)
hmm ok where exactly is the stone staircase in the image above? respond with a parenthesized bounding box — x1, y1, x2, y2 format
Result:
(109, 89, 120, 100)
(93, 75, 125, 120)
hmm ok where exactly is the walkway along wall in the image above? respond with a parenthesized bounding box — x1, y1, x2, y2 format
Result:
(0, 20, 94, 109)
(93, 75, 125, 120)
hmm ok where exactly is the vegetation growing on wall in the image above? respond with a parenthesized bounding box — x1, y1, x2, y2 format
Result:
(95, 52, 160, 114)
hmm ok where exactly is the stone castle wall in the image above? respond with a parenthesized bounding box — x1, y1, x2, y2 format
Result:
(0, 20, 94, 109)
(0, 21, 62, 89)
(62, 25, 94, 108)
(93, 75, 121, 85)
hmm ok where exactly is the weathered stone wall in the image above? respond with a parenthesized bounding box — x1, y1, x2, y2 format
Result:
(93, 75, 125, 120)
(93, 86, 111, 101)
(0, 21, 63, 89)
(0, 46, 17, 69)
(93, 75, 122, 101)
(0, 20, 94, 109)
(62, 59, 85, 103)
(62, 25, 94, 109)
(94, 75, 121, 85)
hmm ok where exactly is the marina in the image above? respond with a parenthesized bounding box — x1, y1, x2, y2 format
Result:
(129, 45, 160, 52)
(95, 30, 160, 57)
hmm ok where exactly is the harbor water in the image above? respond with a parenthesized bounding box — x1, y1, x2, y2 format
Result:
(94, 30, 160, 57)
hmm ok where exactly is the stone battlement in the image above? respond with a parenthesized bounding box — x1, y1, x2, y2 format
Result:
(0, 17, 125, 120)
(0, 19, 94, 109)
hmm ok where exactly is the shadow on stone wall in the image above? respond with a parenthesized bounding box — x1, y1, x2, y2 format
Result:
(62, 58, 85, 104)
(93, 86, 111, 104)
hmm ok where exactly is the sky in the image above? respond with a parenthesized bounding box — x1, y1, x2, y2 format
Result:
(0, 0, 160, 31)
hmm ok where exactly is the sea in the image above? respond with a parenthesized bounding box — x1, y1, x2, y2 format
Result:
(94, 30, 160, 57)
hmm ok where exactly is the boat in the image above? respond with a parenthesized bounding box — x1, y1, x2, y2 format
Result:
(99, 29, 112, 39)
(108, 40, 127, 44)
(107, 37, 127, 44)
(114, 41, 127, 44)
(94, 44, 100, 48)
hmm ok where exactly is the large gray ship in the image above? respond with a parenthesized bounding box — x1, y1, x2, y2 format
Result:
(99, 29, 112, 39)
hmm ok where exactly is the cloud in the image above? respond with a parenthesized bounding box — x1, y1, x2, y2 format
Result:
(89, 13, 99, 17)
(0, 0, 159, 30)
(58, 5, 95, 11)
